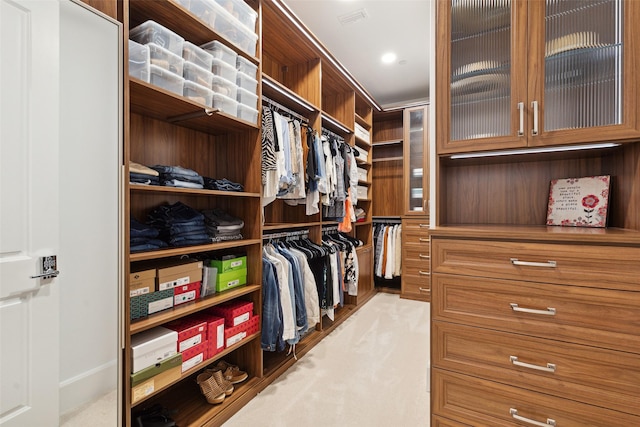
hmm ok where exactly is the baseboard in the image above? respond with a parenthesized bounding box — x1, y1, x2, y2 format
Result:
(59, 359, 117, 417)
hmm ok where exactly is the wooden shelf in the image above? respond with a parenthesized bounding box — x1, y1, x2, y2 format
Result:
(358, 180, 372, 186)
(355, 113, 372, 129)
(355, 135, 372, 148)
(130, 79, 259, 135)
(356, 158, 372, 167)
(355, 220, 372, 226)
(129, 0, 259, 63)
(130, 184, 260, 198)
(373, 139, 403, 146)
(131, 285, 261, 334)
(321, 112, 353, 136)
(130, 239, 262, 262)
(131, 333, 261, 407)
(262, 222, 320, 231)
(261, 75, 320, 116)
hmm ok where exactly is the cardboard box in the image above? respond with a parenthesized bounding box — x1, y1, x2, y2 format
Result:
(216, 268, 247, 293)
(190, 313, 225, 357)
(209, 300, 253, 327)
(131, 327, 178, 373)
(181, 340, 208, 373)
(173, 281, 201, 306)
(130, 353, 182, 387)
(129, 268, 155, 297)
(157, 260, 203, 291)
(224, 314, 259, 348)
(130, 289, 174, 321)
(131, 365, 181, 404)
(210, 255, 246, 273)
(165, 317, 207, 353)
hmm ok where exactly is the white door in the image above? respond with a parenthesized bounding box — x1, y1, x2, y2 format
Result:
(0, 0, 61, 426)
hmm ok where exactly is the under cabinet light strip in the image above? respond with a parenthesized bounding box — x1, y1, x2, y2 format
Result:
(448, 143, 620, 159)
(262, 78, 315, 112)
(322, 113, 351, 134)
(272, 0, 382, 111)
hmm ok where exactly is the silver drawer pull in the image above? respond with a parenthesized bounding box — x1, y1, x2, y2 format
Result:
(510, 408, 555, 427)
(419, 254, 430, 259)
(510, 303, 556, 316)
(510, 356, 556, 373)
(419, 287, 429, 293)
(419, 238, 429, 243)
(510, 258, 557, 268)
(419, 223, 429, 228)
(419, 271, 430, 276)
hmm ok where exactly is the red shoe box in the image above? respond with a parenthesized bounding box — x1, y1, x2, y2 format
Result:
(209, 300, 253, 327)
(173, 281, 201, 306)
(224, 314, 259, 348)
(190, 313, 225, 357)
(180, 340, 208, 373)
(165, 317, 207, 352)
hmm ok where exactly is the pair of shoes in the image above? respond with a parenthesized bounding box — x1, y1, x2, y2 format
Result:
(196, 371, 226, 405)
(134, 404, 176, 427)
(213, 360, 248, 384)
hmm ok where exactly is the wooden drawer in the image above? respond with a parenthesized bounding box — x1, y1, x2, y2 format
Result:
(432, 416, 471, 427)
(401, 274, 430, 301)
(402, 218, 430, 233)
(432, 273, 640, 354)
(403, 244, 430, 263)
(432, 370, 640, 427)
(403, 231, 430, 245)
(433, 322, 640, 416)
(431, 238, 640, 291)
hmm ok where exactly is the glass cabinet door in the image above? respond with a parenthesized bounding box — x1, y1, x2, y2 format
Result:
(449, 0, 521, 144)
(404, 106, 428, 215)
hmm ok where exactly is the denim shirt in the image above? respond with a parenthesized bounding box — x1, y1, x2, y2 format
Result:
(261, 258, 284, 352)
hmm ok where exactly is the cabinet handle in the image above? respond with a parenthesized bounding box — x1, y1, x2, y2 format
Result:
(419, 271, 430, 276)
(419, 287, 429, 292)
(419, 223, 429, 228)
(510, 258, 557, 268)
(510, 303, 556, 316)
(517, 102, 524, 136)
(510, 356, 556, 373)
(419, 238, 429, 243)
(419, 254, 430, 259)
(531, 100, 539, 136)
(510, 408, 556, 427)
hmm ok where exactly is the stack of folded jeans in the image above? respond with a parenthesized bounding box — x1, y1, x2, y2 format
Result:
(150, 165, 204, 189)
(130, 161, 160, 186)
(130, 218, 167, 253)
(147, 202, 211, 247)
(201, 209, 244, 242)
(203, 177, 244, 192)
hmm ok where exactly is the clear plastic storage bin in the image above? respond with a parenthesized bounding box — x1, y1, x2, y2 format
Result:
(128, 40, 150, 82)
(148, 43, 185, 75)
(224, 21, 258, 57)
(215, 0, 258, 32)
(211, 92, 238, 115)
(182, 41, 213, 71)
(149, 64, 185, 96)
(236, 56, 258, 79)
(236, 71, 257, 93)
(130, 20, 184, 56)
(187, 0, 221, 31)
(183, 61, 214, 88)
(236, 86, 258, 109)
(236, 103, 258, 124)
(200, 40, 237, 67)
(183, 81, 214, 107)
(211, 75, 237, 99)
(211, 57, 237, 82)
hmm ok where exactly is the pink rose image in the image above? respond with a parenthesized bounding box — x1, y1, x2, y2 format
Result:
(582, 195, 599, 209)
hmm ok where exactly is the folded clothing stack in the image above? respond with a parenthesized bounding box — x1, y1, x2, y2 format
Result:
(150, 165, 204, 189)
(203, 177, 244, 192)
(355, 207, 366, 222)
(130, 218, 167, 253)
(130, 161, 160, 186)
(147, 202, 211, 247)
(201, 208, 244, 242)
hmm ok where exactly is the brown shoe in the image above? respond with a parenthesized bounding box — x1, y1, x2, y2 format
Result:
(196, 372, 225, 404)
(211, 369, 234, 396)
(215, 360, 248, 384)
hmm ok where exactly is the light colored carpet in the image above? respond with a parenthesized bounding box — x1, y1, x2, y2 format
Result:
(223, 292, 431, 427)
(59, 389, 117, 426)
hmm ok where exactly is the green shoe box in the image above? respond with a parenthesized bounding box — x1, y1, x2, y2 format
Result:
(216, 268, 247, 293)
(210, 255, 246, 273)
(131, 352, 182, 387)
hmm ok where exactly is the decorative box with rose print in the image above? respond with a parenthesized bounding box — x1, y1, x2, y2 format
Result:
(546, 175, 610, 227)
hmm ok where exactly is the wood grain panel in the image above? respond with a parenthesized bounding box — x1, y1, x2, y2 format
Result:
(80, 0, 117, 18)
(608, 141, 640, 230)
(371, 159, 402, 216)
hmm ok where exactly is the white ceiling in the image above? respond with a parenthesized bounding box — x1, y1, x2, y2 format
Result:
(283, 0, 431, 110)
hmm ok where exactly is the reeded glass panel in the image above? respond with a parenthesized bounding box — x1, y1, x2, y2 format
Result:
(544, 0, 622, 131)
(408, 110, 425, 212)
(450, 0, 511, 140)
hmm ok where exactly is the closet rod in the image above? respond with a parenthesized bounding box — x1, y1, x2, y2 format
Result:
(321, 225, 339, 234)
(262, 96, 309, 123)
(373, 217, 402, 224)
(321, 127, 345, 143)
(262, 229, 310, 241)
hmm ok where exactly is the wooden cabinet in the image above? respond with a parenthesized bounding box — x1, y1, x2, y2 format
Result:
(403, 105, 430, 215)
(436, 0, 640, 154)
(400, 219, 430, 301)
(430, 228, 640, 426)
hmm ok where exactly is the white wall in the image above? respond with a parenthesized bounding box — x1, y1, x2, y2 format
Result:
(59, 0, 121, 417)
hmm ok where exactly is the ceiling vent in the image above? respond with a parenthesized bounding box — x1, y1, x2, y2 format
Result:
(338, 8, 368, 26)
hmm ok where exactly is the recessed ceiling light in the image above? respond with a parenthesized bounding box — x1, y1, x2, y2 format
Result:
(381, 52, 397, 64)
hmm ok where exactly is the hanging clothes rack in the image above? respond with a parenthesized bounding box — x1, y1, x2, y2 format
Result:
(373, 217, 402, 224)
(321, 127, 345, 143)
(262, 229, 310, 241)
(321, 225, 339, 235)
(262, 95, 309, 124)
